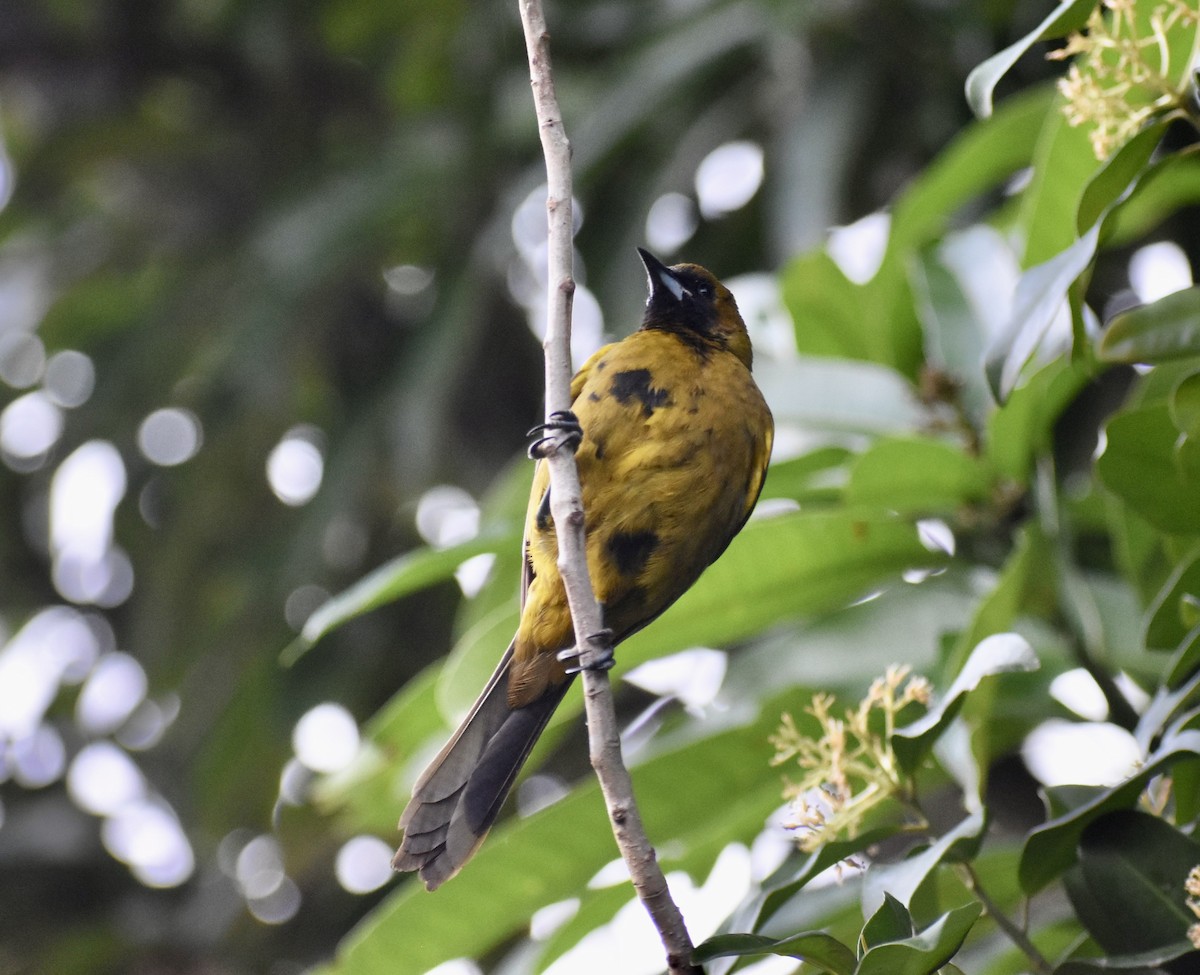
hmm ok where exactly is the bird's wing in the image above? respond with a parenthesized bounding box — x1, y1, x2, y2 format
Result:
(519, 342, 617, 613)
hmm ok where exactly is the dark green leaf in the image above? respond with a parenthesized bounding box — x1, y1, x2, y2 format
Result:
(1067, 810, 1200, 954)
(759, 826, 908, 929)
(854, 902, 982, 975)
(1019, 729, 1200, 893)
(861, 813, 987, 916)
(1173, 372, 1200, 439)
(1098, 287, 1200, 364)
(861, 893, 914, 952)
(692, 931, 857, 973)
(1144, 547, 1200, 651)
(1076, 122, 1168, 234)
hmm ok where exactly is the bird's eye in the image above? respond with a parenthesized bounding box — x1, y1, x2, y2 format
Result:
(697, 286, 711, 298)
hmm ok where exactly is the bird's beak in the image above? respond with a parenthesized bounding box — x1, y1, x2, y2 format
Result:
(638, 247, 687, 302)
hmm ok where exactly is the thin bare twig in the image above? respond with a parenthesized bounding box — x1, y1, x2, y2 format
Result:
(516, 3, 700, 972)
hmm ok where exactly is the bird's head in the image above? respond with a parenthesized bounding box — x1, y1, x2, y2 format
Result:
(637, 248, 753, 369)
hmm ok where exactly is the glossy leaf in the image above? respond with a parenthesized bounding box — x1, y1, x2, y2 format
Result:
(1144, 547, 1200, 651)
(1098, 287, 1200, 364)
(854, 902, 982, 975)
(964, 0, 1095, 117)
(1066, 810, 1200, 954)
(894, 633, 1038, 773)
(860, 893, 914, 952)
(1019, 729, 1200, 892)
(692, 931, 857, 973)
(861, 813, 987, 917)
(984, 222, 1100, 401)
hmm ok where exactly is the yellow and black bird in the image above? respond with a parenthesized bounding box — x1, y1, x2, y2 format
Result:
(394, 248, 774, 890)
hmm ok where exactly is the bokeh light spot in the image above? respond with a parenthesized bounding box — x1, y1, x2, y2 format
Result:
(415, 485, 480, 549)
(645, 193, 698, 255)
(12, 723, 66, 787)
(138, 407, 203, 466)
(0, 331, 45, 388)
(695, 141, 763, 219)
(68, 740, 144, 815)
(1129, 240, 1192, 303)
(43, 349, 95, 408)
(293, 702, 359, 773)
(76, 652, 148, 735)
(267, 430, 324, 506)
(335, 835, 395, 893)
(102, 799, 195, 888)
(1, 391, 63, 464)
(246, 876, 301, 925)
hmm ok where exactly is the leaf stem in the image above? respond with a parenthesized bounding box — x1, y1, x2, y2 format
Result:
(958, 863, 1053, 975)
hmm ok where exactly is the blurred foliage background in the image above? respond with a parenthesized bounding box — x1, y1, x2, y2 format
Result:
(3, 0, 1200, 974)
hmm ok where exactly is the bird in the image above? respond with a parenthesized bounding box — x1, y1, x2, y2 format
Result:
(393, 248, 774, 890)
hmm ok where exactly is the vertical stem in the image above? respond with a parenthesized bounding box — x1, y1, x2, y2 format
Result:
(516, 3, 700, 972)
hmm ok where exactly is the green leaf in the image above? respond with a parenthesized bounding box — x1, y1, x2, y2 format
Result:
(984, 223, 1100, 401)
(986, 357, 1091, 480)
(845, 438, 993, 515)
(889, 85, 1056, 255)
(1066, 810, 1200, 954)
(1018, 728, 1200, 893)
(854, 902, 982, 975)
(947, 527, 1053, 675)
(861, 893, 914, 952)
(1076, 122, 1168, 234)
(1105, 147, 1200, 246)
(1134, 668, 1200, 753)
(1056, 943, 1200, 973)
(1172, 372, 1200, 439)
(964, 0, 1095, 117)
(894, 633, 1038, 774)
(781, 249, 873, 362)
(1144, 546, 1200, 651)
(760, 447, 854, 504)
(759, 826, 910, 929)
(442, 509, 950, 719)
(692, 931, 857, 974)
(861, 813, 987, 917)
(1167, 621, 1200, 688)
(281, 526, 520, 665)
(1096, 403, 1200, 534)
(1098, 287, 1200, 364)
(329, 690, 794, 975)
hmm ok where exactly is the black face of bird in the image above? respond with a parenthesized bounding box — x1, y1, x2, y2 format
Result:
(636, 247, 722, 339)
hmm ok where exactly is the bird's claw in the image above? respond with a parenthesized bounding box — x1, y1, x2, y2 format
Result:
(557, 628, 615, 675)
(527, 410, 583, 459)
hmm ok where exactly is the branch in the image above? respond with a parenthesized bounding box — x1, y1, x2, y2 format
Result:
(516, 4, 700, 973)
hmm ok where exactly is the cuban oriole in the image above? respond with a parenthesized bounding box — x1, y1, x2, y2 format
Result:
(394, 249, 774, 889)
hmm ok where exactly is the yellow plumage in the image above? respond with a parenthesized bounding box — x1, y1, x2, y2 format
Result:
(395, 249, 773, 889)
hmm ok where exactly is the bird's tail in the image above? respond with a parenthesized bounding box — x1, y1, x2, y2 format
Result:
(393, 643, 570, 890)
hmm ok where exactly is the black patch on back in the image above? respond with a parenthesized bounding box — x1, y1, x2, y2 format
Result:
(607, 530, 659, 576)
(610, 369, 670, 418)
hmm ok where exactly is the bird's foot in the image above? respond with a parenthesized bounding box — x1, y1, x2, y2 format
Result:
(527, 410, 583, 459)
(557, 628, 615, 675)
